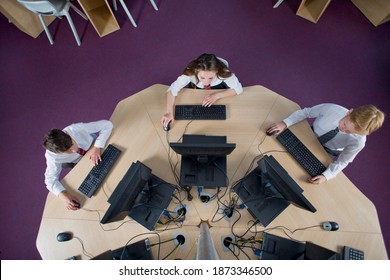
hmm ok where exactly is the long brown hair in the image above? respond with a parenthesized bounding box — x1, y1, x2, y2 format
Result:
(182, 53, 233, 84)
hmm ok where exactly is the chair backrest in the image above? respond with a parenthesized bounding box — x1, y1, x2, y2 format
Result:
(17, 0, 59, 16)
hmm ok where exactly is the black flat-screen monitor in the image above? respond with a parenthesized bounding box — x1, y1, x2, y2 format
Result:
(261, 233, 340, 260)
(233, 155, 316, 226)
(300, 242, 340, 260)
(260, 232, 306, 260)
(169, 134, 236, 188)
(91, 238, 153, 260)
(101, 161, 175, 230)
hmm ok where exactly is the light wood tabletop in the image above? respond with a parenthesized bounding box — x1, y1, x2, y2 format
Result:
(36, 84, 388, 260)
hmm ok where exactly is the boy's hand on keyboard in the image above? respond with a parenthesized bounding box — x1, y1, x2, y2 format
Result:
(89, 147, 102, 165)
(308, 175, 327, 184)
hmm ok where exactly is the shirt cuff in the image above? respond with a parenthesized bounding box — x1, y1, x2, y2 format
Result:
(167, 87, 178, 97)
(322, 169, 334, 181)
(283, 118, 294, 127)
(53, 185, 66, 196)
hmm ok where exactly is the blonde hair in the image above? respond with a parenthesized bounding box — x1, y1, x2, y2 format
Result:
(350, 105, 385, 135)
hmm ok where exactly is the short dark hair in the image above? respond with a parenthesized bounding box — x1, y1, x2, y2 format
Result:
(43, 129, 72, 153)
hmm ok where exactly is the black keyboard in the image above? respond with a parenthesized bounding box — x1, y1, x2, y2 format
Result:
(276, 129, 327, 177)
(174, 105, 226, 120)
(78, 144, 121, 197)
(343, 246, 364, 260)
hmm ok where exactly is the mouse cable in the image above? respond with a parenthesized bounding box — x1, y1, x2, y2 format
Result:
(155, 213, 184, 231)
(256, 134, 288, 157)
(226, 243, 240, 260)
(165, 132, 181, 184)
(120, 232, 162, 260)
(262, 224, 322, 242)
(225, 238, 252, 260)
(171, 193, 186, 207)
(81, 208, 133, 231)
(237, 246, 251, 260)
(231, 217, 259, 240)
(165, 120, 196, 201)
(165, 137, 192, 201)
(162, 242, 181, 260)
(256, 134, 267, 156)
(73, 236, 94, 259)
(149, 237, 177, 247)
(176, 120, 193, 143)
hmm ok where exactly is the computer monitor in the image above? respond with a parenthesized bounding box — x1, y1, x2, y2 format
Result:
(300, 242, 340, 260)
(232, 155, 316, 226)
(260, 232, 306, 260)
(169, 134, 236, 188)
(91, 238, 153, 260)
(259, 155, 317, 213)
(101, 161, 175, 230)
(260, 233, 340, 260)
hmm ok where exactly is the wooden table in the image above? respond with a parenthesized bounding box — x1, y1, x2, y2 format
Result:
(36, 84, 388, 260)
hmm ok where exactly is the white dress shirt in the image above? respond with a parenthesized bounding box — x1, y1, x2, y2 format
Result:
(167, 73, 243, 96)
(283, 103, 366, 180)
(44, 120, 113, 196)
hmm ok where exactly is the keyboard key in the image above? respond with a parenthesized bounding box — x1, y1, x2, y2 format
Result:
(343, 246, 364, 260)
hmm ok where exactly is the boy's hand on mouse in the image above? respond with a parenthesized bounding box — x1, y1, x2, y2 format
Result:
(89, 147, 101, 165)
(308, 175, 327, 185)
(266, 122, 287, 135)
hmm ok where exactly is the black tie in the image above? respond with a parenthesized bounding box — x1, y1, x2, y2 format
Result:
(318, 127, 339, 145)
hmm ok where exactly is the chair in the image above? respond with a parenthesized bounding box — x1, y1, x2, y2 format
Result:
(273, 0, 285, 8)
(112, 0, 158, 28)
(16, 0, 88, 46)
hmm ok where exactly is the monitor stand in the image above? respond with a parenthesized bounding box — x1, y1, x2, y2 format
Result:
(180, 135, 228, 188)
(232, 166, 290, 227)
(261, 233, 306, 260)
(128, 174, 175, 230)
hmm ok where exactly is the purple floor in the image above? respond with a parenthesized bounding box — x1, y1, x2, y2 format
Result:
(0, 0, 389, 259)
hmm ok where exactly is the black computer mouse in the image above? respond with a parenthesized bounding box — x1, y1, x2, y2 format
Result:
(163, 121, 171, 131)
(322, 221, 339, 231)
(57, 232, 73, 242)
(266, 129, 279, 136)
(72, 200, 80, 209)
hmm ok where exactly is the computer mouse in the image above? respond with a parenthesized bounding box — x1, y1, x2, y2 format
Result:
(322, 221, 339, 231)
(57, 232, 73, 242)
(72, 200, 80, 209)
(163, 121, 171, 131)
(266, 129, 279, 136)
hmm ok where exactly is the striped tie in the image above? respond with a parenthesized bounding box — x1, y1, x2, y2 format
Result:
(318, 127, 339, 145)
